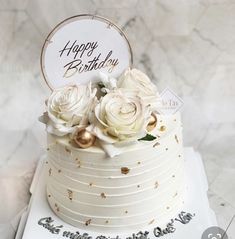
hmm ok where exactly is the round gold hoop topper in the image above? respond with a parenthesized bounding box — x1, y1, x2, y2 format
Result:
(40, 14, 133, 90)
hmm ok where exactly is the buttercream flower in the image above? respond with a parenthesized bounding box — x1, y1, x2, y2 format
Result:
(87, 88, 151, 143)
(46, 84, 97, 136)
(117, 68, 161, 110)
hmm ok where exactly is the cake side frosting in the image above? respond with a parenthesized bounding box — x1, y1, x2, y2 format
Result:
(46, 112, 185, 232)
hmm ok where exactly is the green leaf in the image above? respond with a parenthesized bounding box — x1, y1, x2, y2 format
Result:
(138, 134, 156, 141)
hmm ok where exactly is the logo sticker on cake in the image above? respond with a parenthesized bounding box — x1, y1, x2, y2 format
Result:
(41, 14, 133, 89)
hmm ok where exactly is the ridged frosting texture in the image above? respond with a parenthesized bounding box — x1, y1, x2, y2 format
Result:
(46, 113, 185, 233)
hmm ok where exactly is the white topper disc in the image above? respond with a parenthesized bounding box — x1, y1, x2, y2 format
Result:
(41, 14, 133, 90)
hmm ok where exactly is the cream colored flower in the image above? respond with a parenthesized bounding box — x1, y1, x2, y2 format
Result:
(47, 84, 96, 136)
(117, 68, 161, 110)
(88, 88, 151, 143)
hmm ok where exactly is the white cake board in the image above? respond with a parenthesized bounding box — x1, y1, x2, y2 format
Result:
(18, 147, 217, 239)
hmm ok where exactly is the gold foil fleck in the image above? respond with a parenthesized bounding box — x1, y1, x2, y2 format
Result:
(121, 167, 130, 175)
(65, 147, 71, 153)
(175, 135, 179, 144)
(155, 181, 159, 189)
(149, 219, 155, 225)
(85, 219, 91, 226)
(153, 142, 160, 147)
(159, 126, 166, 131)
(101, 192, 106, 198)
(67, 189, 73, 201)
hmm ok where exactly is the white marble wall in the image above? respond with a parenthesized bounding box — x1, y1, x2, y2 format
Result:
(0, 0, 234, 238)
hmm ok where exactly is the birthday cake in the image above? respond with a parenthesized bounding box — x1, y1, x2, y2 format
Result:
(40, 68, 186, 233)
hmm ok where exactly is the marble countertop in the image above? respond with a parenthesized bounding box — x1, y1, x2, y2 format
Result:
(0, 0, 234, 238)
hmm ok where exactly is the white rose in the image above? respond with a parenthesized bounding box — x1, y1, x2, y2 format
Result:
(47, 84, 96, 136)
(117, 68, 161, 110)
(88, 89, 151, 143)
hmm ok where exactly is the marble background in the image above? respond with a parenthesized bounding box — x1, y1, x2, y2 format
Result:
(0, 0, 234, 238)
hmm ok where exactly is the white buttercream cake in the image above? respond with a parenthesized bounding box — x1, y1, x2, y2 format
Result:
(41, 68, 186, 233)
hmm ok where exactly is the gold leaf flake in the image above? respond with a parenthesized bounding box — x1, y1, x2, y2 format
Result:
(175, 135, 179, 144)
(155, 181, 159, 189)
(173, 192, 178, 198)
(100, 192, 106, 198)
(65, 147, 71, 153)
(85, 219, 91, 226)
(159, 126, 166, 131)
(153, 142, 160, 147)
(67, 189, 73, 201)
(149, 219, 155, 225)
(121, 167, 130, 175)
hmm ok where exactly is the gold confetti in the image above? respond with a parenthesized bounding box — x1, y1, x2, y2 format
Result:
(67, 189, 73, 201)
(160, 126, 166, 131)
(100, 193, 106, 198)
(65, 147, 71, 153)
(175, 135, 179, 143)
(121, 167, 130, 175)
(153, 142, 160, 147)
(149, 219, 155, 225)
(155, 181, 159, 189)
(85, 219, 91, 226)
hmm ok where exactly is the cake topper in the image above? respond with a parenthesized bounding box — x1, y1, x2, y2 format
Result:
(41, 14, 133, 90)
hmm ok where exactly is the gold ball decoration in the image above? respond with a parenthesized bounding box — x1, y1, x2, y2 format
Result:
(74, 128, 96, 149)
(147, 113, 157, 132)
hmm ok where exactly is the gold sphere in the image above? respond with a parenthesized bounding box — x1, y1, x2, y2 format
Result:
(147, 113, 157, 132)
(74, 128, 96, 149)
